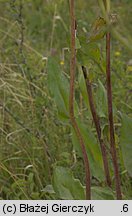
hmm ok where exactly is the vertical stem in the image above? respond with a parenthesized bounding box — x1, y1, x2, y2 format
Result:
(50, 4, 57, 52)
(103, 0, 122, 200)
(69, 0, 91, 199)
(82, 66, 111, 187)
(106, 32, 122, 199)
(19, 0, 24, 55)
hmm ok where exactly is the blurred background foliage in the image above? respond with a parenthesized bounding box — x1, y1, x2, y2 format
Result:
(0, 0, 131, 199)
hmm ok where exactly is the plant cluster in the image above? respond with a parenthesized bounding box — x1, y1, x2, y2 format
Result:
(0, 0, 131, 200)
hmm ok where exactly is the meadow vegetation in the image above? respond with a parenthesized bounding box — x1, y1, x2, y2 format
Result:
(0, 0, 131, 199)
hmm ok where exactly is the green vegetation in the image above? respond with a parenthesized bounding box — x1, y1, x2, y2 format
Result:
(0, 0, 131, 200)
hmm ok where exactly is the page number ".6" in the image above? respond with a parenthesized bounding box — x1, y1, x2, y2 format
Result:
(121, 204, 128, 213)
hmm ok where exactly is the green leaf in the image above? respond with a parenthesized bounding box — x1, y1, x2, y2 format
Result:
(91, 17, 106, 31)
(52, 166, 115, 200)
(52, 166, 85, 200)
(96, 80, 117, 118)
(87, 17, 106, 43)
(71, 119, 104, 181)
(88, 30, 106, 43)
(75, 37, 81, 49)
(77, 42, 101, 66)
(120, 114, 132, 177)
(47, 57, 69, 121)
(96, 80, 108, 118)
(47, 57, 79, 122)
(92, 186, 115, 200)
(30, 192, 40, 199)
(78, 69, 89, 108)
(42, 185, 55, 194)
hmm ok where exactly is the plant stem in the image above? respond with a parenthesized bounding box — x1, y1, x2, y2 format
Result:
(82, 66, 111, 187)
(106, 32, 122, 199)
(102, 0, 122, 199)
(50, 4, 57, 52)
(69, 0, 91, 200)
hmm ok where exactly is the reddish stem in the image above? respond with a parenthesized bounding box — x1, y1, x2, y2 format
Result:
(69, 0, 91, 199)
(106, 32, 122, 199)
(82, 66, 111, 187)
